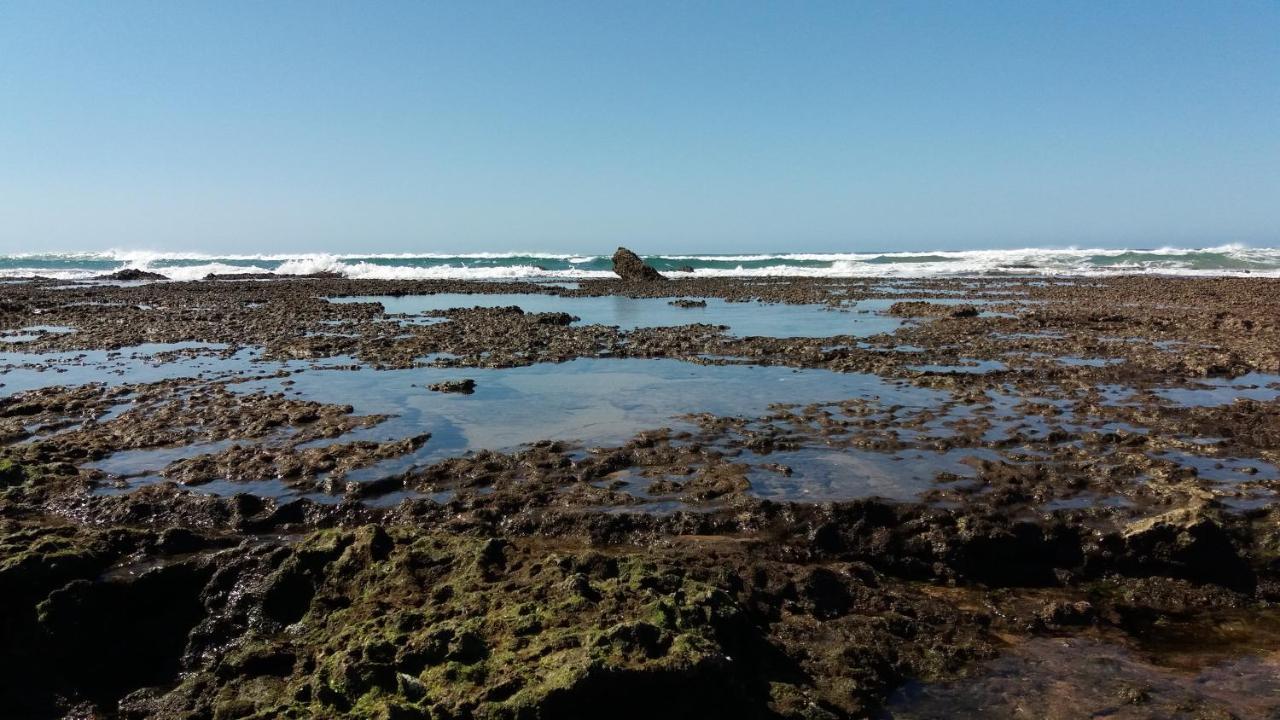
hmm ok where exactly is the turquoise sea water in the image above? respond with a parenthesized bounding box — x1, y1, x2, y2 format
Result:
(3, 246, 1279, 281)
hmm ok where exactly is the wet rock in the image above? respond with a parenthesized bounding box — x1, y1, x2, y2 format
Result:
(216, 647, 297, 678)
(475, 537, 509, 578)
(35, 560, 214, 707)
(446, 629, 489, 664)
(260, 560, 318, 626)
(596, 621, 670, 659)
(428, 378, 476, 394)
(888, 301, 979, 318)
(798, 567, 854, 619)
(1036, 599, 1096, 628)
(669, 298, 708, 308)
(1120, 507, 1253, 590)
(537, 311, 577, 325)
(0, 458, 28, 487)
(563, 572, 602, 602)
(1117, 682, 1151, 705)
(162, 433, 429, 487)
(98, 268, 168, 281)
(156, 526, 205, 554)
(611, 247, 666, 282)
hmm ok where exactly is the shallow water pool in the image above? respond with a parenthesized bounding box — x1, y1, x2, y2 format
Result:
(329, 293, 907, 338)
(233, 357, 946, 461)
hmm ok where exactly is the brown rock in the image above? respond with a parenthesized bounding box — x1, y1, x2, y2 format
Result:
(611, 247, 665, 282)
(428, 379, 476, 394)
(888, 301, 979, 318)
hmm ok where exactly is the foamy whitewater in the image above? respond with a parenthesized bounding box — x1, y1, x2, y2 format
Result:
(3, 246, 1280, 281)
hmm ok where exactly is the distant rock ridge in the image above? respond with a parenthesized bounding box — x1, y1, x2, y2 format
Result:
(611, 247, 666, 282)
(98, 268, 168, 281)
(203, 271, 344, 281)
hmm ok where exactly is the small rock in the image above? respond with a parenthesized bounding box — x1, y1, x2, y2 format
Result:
(428, 379, 475, 394)
(563, 572, 601, 602)
(1036, 599, 1095, 627)
(397, 672, 427, 702)
(446, 630, 489, 664)
(476, 537, 509, 575)
(1117, 682, 1151, 705)
(888, 301, 980, 318)
(536, 312, 576, 325)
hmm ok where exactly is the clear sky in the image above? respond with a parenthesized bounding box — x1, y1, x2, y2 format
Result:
(1, 1, 1277, 255)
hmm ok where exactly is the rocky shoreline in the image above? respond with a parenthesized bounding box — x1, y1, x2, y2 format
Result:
(1, 274, 1278, 718)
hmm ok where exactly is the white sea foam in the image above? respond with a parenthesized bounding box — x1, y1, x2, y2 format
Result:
(4, 250, 601, 262)
(149, 263, 276, 281)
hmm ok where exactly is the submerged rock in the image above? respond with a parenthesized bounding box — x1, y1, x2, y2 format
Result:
(611, 247, 666, 282)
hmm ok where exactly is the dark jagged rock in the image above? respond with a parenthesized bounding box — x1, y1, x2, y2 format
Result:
(205, 271, 344, 281)
(888, 301, 980, 318)
(428, 379, 476, 394)
(98, 268, 167, 281)
(0, 458, 28, 486)
(536, 312, 577, 325)
(1119, 507, 1254, 591)
(611, 247, 666, 282)
(669, 298, 707, 308)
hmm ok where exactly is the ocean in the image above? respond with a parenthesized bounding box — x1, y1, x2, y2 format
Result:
(2, 245, 1279, 281)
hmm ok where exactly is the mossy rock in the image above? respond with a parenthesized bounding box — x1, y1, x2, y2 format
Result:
(0, 458, 28, 487)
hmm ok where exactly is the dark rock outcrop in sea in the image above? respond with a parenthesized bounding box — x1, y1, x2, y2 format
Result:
(427, 378, 476, 394)
(611, 247, 666, 282)
(204, 271, 344, 281)
(98, 268, 168, 281)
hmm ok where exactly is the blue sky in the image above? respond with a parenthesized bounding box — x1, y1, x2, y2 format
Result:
(0, 1, 1276, 254)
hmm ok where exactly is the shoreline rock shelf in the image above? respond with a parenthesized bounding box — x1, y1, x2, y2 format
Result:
(0, 272, 1278, 718)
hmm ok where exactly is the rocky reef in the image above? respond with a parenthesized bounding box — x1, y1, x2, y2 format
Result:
(0, 273, 1278, 718)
